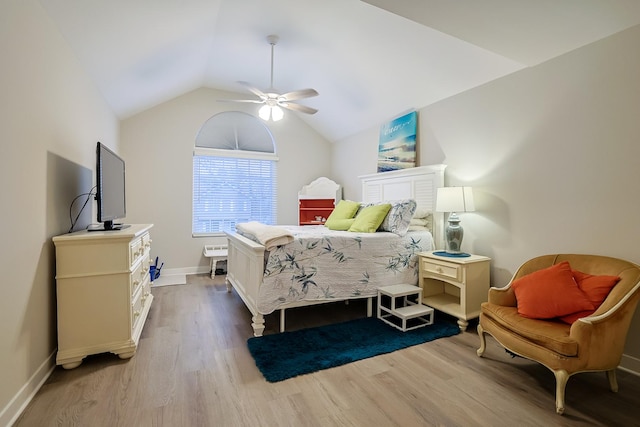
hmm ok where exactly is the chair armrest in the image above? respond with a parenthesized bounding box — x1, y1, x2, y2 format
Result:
(488, 285, 517, 307)
(570, 283, 640, 368)
(570, 314, 628, 368)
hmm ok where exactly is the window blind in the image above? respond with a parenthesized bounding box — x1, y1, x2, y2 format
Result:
(193, 153, 277, 236)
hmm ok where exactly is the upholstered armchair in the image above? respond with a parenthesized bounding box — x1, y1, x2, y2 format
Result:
(477, 254, 640, 414)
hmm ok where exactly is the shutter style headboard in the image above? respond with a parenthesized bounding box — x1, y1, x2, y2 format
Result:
(359, 164, 446, 249)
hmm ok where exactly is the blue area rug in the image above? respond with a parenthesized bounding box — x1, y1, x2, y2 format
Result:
(247, 316, 460, 382)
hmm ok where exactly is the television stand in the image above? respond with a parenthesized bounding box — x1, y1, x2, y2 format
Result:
(87, 223, 131, 232)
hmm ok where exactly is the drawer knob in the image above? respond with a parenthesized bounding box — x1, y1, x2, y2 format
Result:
(436, 267, 443, 273)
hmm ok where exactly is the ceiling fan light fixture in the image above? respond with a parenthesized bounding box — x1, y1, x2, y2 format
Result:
(259, 105, 283, 122)
(271, 105, 284, 121)
(259, 104, 271, 121)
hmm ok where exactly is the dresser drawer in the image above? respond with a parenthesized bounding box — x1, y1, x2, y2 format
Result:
(129, 237, 143, 267)
(132, 278, 152, 332)
(141, 232, 151, 253)
(131, 287, 143, 332)
(422, 259, 463, 282)
(130, 259, 145, 297)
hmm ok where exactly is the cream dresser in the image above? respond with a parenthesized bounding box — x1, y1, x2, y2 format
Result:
(52, 224, 154, 369)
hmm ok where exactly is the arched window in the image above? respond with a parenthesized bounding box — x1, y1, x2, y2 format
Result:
(192, 112, 278, 236)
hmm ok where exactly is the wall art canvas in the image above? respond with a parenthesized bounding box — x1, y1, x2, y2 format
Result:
(377, 111, 417, 172)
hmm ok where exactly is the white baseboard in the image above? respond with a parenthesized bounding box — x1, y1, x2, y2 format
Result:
(620, 353, 640, 376)
(1, 351, 55, 427)
(152, 273, 186, 287)
(150, 266, 212, 287)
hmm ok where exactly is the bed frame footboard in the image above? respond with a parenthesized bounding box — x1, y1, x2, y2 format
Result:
(225, 232, 267, 336)
(225, 232, 375, 337)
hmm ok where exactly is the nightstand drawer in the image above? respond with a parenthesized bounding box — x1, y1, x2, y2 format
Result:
(422, 259, 462, 282)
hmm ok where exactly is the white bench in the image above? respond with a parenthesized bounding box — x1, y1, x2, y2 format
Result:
(203, 245, 228, 279)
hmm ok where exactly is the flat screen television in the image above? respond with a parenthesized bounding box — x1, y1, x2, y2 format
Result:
(94, 142, 129, 231)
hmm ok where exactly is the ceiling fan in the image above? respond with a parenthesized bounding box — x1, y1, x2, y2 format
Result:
(223, 35, 318, 121)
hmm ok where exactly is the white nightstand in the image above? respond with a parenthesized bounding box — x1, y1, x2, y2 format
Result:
(418, 251, 491, 331)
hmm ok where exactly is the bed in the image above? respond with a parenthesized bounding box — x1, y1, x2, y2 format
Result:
(225, 164, 446, 336)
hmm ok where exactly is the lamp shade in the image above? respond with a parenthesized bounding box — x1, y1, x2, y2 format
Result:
(436, 187, 475, 213)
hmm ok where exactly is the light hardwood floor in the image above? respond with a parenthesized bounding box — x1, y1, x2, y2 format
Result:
(15, 274, 640, 426)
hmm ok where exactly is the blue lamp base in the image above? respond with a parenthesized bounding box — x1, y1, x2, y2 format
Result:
(444, 212, 466, 254)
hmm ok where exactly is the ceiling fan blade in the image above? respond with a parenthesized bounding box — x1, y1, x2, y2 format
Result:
(218, 99, 264, 104)
(229, 37, 319, 116)
(280, 102, 318, 115)
(238, 81, 267, 99)
(279, 88, 319, 101)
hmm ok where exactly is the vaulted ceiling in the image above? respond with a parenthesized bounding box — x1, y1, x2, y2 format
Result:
(38, 0, 640, 142)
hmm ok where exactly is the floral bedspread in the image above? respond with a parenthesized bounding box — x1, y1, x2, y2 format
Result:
(254, 225, 434, 314)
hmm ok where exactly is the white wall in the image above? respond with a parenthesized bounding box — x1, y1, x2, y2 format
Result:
(120, 87, 333, 272)
(333, 24, 640, 371)
(0, 1, 119, 424)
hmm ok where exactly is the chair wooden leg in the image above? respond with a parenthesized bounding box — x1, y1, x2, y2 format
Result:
(477, 323, 487, 357)
(553, 369, 569, 415)
(606, 369, 619, 392)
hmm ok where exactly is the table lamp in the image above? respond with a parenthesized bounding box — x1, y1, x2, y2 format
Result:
(435, 187, 475, 255)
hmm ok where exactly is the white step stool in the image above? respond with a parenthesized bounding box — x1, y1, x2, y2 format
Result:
(377, 284, 434, 331)
(203, 245, 228, 279)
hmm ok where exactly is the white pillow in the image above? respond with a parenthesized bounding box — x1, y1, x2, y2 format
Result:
(413, 206, 431, 219)
(408, 224, 430, 231)
(379, 199, 417, 236)
(410, 218, 429, 226)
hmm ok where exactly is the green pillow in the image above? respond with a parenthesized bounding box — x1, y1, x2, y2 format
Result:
(324, 200, 360, 229)
(325, 218, 356, 231)
(348, 204, 392, 233)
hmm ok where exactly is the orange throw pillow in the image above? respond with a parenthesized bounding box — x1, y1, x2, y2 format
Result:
(559, 270, 621, 324)
(511, 261, 594, 319)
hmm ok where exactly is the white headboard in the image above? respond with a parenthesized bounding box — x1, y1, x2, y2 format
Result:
(359, 164, 446, 249)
